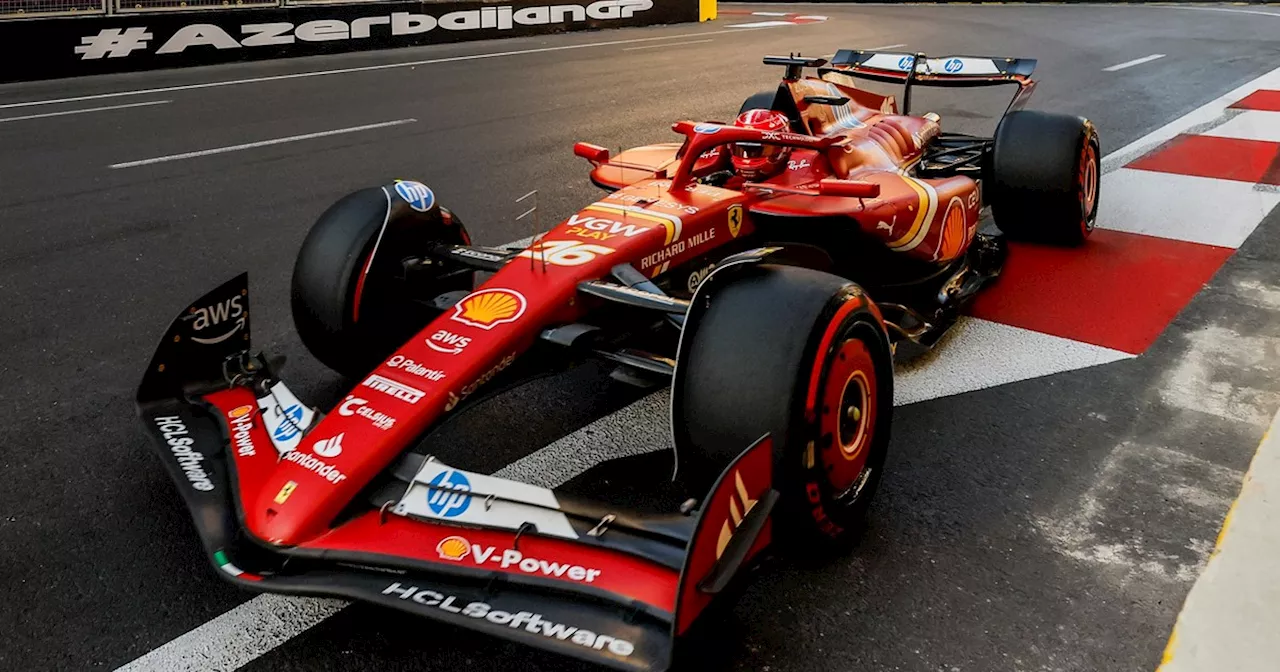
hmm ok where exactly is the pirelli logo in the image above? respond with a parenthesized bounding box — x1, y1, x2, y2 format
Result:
(362, 374, 425, 404)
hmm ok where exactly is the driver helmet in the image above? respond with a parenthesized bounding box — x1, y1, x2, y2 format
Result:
(730, 109, 792, 180)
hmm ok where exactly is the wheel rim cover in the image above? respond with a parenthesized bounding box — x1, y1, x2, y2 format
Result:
(819, 337, 878, 495)
(1080, 142, 1099, 231)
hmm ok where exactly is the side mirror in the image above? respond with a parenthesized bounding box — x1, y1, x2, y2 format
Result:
(817, 178, 881, 199)
(574, 142, 611, 166)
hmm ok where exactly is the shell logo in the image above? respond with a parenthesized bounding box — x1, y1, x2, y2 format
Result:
(436, 535, 471, 561)
(450, 288, 528, 330)
(936, 197, 969, 262)
(229, 405, 254, 419)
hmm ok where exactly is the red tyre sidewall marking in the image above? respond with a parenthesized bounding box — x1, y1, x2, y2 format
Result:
(350, 248, 377, 324)
(1080, 140, 1099, 236)
(819, 338, 877, 494)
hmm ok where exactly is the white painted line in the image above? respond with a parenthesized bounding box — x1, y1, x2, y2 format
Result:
(115, 594, 347, 672)
(623, 39, 714, 51)
(0, 26, 799, 112)
(867, 43, 908, 51)
(1097, 169, 1280, 249)
(108, 119, 416, 169)
(893, 318, 1133, 406)
(1157, 408, 1280, 672)
(729, 20, 796, 28)
(1201, 109, 1280, 144)
(750, 11, 789, 16)
(0, 99, 170, 124)
(1103, 63, 1280, 172)
(1103, 54, 1166, 72)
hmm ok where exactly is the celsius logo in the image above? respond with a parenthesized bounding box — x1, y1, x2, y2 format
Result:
(338, 396, 396, 430)
(272, 404, 305, 442)
(185, 295, 245, 345)
(394, 180, 435, 212)
(427, 329, 471, 354)
(426, 468, 472, 517)
(313, 433, 344, 458)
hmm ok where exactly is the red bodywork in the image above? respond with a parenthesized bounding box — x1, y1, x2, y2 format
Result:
(137, 52, 1043, 670)
(242, 74, 980, 550)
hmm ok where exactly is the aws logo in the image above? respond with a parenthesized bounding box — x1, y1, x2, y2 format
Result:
(427, 329, 471, 354)
(184, 294, 245, 345)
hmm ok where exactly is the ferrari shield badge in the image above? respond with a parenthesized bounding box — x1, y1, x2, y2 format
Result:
(727, 204, 744, 238)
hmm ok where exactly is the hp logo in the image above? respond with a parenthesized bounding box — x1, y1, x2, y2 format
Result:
(394, 181, 435, 213)
(273, 404, 304, 441)
(943, 58, 963, 73)
(426, 469, 472, 517)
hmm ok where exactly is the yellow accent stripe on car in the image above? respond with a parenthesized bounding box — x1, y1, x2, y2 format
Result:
(586, 203, 683, 245)
(887, 177, 935, 250)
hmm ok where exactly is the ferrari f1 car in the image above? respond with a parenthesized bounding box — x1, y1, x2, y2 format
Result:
(138, 51, 1100, 670)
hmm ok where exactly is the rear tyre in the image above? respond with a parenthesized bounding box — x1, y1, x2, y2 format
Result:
(291, 184, 472, 379)
(988, 110, 1101, 246)
(673, 264, 894, 551)
(738, 90, 778, 116)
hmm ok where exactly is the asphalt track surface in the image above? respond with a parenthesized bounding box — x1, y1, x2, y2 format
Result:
(3, 3, 1280, 671)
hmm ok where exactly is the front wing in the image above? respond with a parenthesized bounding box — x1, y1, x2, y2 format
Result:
(136, 274, 779, 671)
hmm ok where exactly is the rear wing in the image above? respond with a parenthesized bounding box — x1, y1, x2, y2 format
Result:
(816, 50, 1038, 115)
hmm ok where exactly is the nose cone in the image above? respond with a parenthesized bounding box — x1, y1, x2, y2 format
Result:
(244, 466, 347, 547)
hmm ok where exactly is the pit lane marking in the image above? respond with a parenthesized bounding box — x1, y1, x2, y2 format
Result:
(0, 25, 804, 112)
(107, 119, 417, 169)
(1102, 53, 1166, 72)
(0, 99, 170, 124)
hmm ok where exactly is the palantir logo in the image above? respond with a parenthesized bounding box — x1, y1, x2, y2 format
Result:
(426, 468, 472, 517)
(394, 180, 435, 212)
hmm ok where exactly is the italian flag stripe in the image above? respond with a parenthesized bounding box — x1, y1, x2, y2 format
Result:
(213, 550, 262, 581)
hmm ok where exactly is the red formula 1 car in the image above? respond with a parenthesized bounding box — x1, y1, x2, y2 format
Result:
(137, 51, 1100, 670)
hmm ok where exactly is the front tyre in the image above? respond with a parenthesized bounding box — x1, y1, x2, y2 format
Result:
(291, 182, 472, 379)
(988, 110, 1101, 246)
(673, 264, 894, 551)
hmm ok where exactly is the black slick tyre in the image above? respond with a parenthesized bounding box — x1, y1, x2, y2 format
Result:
(988, 110, 1101, 246)
(673, 264, 894, 551)
(739, 90, 778, 116)
(291, 184, 472, 379)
